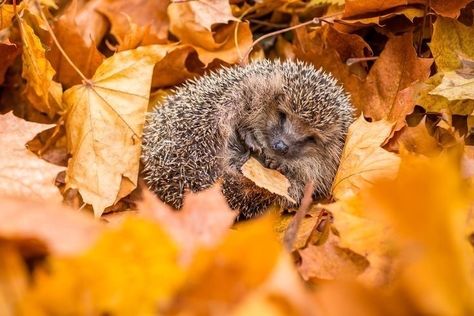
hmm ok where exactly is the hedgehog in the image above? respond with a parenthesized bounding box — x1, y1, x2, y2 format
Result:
(141, 60, 353, 219)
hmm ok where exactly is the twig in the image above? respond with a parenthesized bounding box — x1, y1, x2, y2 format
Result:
(283, 182, 314, 251)
(346, 56, 379, 66)
(240, 17, 321, 65)
(34, 0, 91, 84)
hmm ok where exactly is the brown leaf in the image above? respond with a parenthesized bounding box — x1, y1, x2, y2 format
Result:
(168, 0, 237, 32)
(151, 45, 199, 88)
(18, 17, 62, 116)
(47, 0, 104, 88)
(343, 0, 471, 19)
(298, 232, 369, 281)
(332, 116, 400, 200)
(0, 196, 102, 256)
(0, 39, 20, 85)
(0, 112, 64, 202)
(97, 0, 170, 44)
(385, 118, 441, 155)
(354, 33, 432, 131)
(241, 157, 296, 204)
(161, 215, 290, 315)
(168, 1, 251, 65)
(0, 243, 28, 316)
(138, 185, 236, 262)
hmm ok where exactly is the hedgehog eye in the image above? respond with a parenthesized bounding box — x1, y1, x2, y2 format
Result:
(303, 135, 318, 145)
(278, 111, 287, 125)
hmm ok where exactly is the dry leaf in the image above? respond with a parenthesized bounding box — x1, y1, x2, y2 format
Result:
(298, 232, 369, 281)
(368, 154, 474, 314)
(138, 185, 236, 262)
(343, 0, 471, 19)
(0, 112, 64, 202)
(0, 244, 29, 316)
(25, 217, 184, 315)
(64, 45, 177, 216)
(18, 17, 62, 116)
(353, 33, 432, 131)
(415, 72, 474, 115)
(386, 118, 441, 155)
(97, 0, 169, 44)
(0, 39, 20, 85)
(168, 0, 237, 32)
(430, 71, 474, 100)
(332, 116, 400, 200)
(241, 157, 296, 204)
(47, 0, 104, 88)
(430, 17, 474, 72)
(0, 196, 102, 256)
(161, 215, 285, 315)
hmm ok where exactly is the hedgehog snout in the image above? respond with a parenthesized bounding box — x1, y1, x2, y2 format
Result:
(272, 139, 289, 155)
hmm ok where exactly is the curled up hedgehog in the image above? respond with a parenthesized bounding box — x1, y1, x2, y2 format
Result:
(141, 60, 353, 219)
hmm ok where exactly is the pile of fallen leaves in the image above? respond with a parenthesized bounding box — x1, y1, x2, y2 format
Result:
(1, 0, 474, 315)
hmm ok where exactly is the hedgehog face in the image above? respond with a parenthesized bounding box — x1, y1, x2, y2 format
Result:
(264, 105, 324, 160)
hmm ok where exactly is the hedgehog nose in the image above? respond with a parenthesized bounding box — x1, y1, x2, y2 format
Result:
(272, 140, 289, 155)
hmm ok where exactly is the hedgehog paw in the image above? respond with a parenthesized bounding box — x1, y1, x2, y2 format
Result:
(239, 130, 262, 155)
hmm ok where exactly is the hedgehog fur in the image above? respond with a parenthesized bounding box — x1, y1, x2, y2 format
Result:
(141, 59, 354, 219)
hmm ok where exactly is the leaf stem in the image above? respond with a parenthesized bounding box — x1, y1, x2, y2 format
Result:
(34, 0, 90, 84)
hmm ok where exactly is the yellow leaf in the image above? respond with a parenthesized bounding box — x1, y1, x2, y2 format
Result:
(241, 157, 296, 204)
(25, 217, 184, 315)
(19, 18, 62, 116)
(415, 72, 474, 115)
(430, 17, 474, 72)
(329, 153, 474, 314)
(331, 116, 400, 199)
(64, 44, 177, 216)
(369, 153, 474, 315)
(430, 71, 474, 101)
(162, 215, 285, 314)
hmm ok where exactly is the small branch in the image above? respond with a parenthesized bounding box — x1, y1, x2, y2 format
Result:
(346, 56, 379, 66)
(240, 17, 321, 65)
(283, 182, 314, 251)
(34, 0, 90, 84)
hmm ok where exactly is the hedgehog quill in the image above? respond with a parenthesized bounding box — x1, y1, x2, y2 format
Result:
(142, 60, 353, 219)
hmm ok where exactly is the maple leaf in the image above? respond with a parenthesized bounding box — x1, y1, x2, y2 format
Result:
(47, 0, 104, 88)
(97, 0, 169, 45)
(368, 154, 474, 314)
(64, 44, 178, 216)
(343, 0, 471, 19)
(331, 116, 400, 200)
(0, 244, 28, 316)
(0, 39, 21, 85)
(0, 112, 64, 202)
(430, 17, 474, 73)
(168, 0, 252, 65)
(241, 157, 296, 204)
(25, 217, 185, 315)
(0, 196, 102, 256)
(18, 17, 62, 116)
(161, 215, 300, 315)
(386, 117, 441, 156)
(353, 33, 432, 131)
(138, 185, 236, 262)
(430, 71, 474, 101)
(298, 232, 369, 281)
(415, 72, 474, 115)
